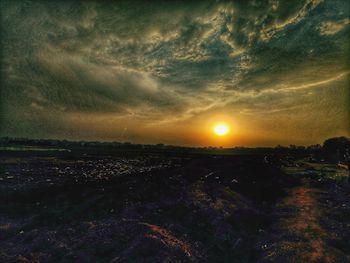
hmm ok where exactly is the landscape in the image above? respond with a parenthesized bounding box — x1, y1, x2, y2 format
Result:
(1, 137, 349, 262)
(1, 0, 349, 262)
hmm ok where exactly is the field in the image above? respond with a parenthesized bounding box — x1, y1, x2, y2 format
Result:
(0, 149, 349, 262)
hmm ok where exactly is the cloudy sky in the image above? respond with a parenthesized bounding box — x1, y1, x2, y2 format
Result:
(1, 0, 349, 146)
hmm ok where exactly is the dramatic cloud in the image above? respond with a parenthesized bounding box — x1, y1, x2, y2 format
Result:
(319, 19, 350, 35)
(1, 0, 349, 146)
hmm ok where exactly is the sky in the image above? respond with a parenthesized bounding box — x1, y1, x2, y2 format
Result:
(1, 0, 349, 147)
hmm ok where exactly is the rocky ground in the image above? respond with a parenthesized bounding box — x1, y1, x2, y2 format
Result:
(0, 151, 349, 262)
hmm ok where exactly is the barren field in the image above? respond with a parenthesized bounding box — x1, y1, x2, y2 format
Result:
(0, 150, 349, 262)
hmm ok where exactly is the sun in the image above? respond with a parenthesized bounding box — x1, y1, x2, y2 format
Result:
(213, 123, 230, 136)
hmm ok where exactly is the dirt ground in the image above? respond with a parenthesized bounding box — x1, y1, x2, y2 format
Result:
(260, 163, 350, 263)
(1, 152, 349, 262)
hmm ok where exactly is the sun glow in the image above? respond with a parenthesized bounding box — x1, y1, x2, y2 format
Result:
(213, 123, 230, 136)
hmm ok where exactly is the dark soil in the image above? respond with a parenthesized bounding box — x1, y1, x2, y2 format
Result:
(0, 151, 349, 262)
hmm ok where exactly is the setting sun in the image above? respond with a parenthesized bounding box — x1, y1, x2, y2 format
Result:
(213, 123, 230, 136)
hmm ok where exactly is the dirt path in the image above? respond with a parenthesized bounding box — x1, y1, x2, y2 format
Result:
(261, 178, 345, 263)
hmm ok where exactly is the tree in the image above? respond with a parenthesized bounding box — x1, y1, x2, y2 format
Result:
(322, 137, 350, 163)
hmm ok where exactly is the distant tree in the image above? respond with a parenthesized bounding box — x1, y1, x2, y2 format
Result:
(307, 144, 321, 151)
(297, 146, 306, 151)
(321, 137, 350, 163)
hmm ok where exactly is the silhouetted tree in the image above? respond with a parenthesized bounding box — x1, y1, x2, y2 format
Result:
(321, 137, 350, 163)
